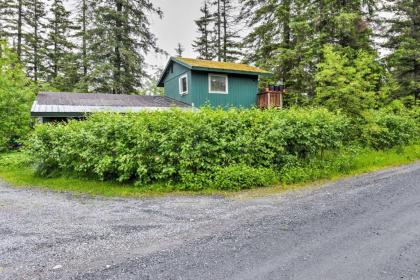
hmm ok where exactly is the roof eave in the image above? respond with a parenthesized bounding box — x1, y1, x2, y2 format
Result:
(191, 66, 272, 76)
(157, 57, 193, 87)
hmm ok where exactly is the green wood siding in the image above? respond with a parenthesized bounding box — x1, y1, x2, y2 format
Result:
(161, 61, 259, 108)
(190, 71, 258, 108)
(163, 63, 193, 105)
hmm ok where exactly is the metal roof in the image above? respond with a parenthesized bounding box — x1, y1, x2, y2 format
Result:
(31, 92, 192, 117)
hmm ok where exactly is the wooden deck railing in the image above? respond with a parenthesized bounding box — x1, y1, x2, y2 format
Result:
(257, 89, 284, 109)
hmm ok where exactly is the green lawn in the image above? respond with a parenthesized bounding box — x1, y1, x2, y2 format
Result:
(0, 144, 419, 198)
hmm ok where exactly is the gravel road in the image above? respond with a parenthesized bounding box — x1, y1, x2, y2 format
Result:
(1, 163, 420, 280)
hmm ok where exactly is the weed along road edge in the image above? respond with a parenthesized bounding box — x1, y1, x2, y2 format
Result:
(0, 163, 419, 280)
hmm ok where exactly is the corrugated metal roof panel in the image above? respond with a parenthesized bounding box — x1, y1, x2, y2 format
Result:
(31, 92, 193, 117)
(36, 92, 191, 107)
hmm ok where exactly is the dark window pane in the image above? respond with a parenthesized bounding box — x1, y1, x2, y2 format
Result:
(210, 75, 227, 92)
(182, 77, 187, 92)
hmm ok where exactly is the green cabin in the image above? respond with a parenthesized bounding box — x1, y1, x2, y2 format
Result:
(157, 57, 271, 108)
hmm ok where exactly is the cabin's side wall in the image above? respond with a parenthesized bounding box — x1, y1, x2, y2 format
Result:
(190, 71, 258, 108)
(163, 62, 193, 105)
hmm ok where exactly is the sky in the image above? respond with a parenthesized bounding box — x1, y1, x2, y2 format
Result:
(65, 0, 203, 69)
(147, 0, 203, 68)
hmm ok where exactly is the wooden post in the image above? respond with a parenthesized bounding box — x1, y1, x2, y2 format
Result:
(280, 93, 283, 108)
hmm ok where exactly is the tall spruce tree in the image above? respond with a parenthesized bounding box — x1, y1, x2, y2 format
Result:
(72, 0, 92, 92)
(76, 0, 89, 79)
(23, 0, 47, 82)
(311, 0, 376, 52)
(212, 0, 241, 62)
(220, 0, 241, 61)
(174, 43, 185, 57)
(193, 0, 216, 60)
(45, 0, 76, 81)
(0, 0, 27, 60)
(215, 0, 222, 61)
(240, 0, 313, 101)
(87, 0, 162, 94)
(0, 0, 14, 39)
(383, 0, 420, 104)
(240, 0, 378, 105)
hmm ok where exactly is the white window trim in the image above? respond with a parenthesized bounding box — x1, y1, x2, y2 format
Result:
(208, 74, 228, 94)
(179, 74, 188, 95)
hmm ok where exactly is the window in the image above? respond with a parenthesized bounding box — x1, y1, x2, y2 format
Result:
(209, 74, 228, 94)
(179, 74, 188, 95)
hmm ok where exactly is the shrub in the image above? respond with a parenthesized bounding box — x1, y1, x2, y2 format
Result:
(0, 42, 35, 151)
(361, 109, 417, 150)
(27, 108, 349, 188)
(0, 151, 33, 168)
(181, 165, 278, 191)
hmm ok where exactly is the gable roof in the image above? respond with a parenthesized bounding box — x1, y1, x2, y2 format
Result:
(31, 92, 191, 117)
(157, 57, 271, 87)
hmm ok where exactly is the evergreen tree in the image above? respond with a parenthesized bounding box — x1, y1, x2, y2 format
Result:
(87, 0, 163, 94)
(193, 0, 216, 60)
(239, 0, 378, 104)
(0, 0, 14, 39)
(71, 0, 92, 92)
(315, 45, 387, 118)
(0, 0, 27, 60)
(215, 0, 221, 61)
(240, 0, 314, 102)
(22, 0, 47, 82)
(76, 0, 89, 81)
(220, 0, 241, 61)
(312, 0, 376, 51)
(383, 0, 420, 104)
(175, 43, 184, 57)
(212, 0, 241, 62)
(45, 0, 76, 82)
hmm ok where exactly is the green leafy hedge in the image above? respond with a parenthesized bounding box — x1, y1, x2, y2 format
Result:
(361, 106, 418, 150)
(27, 107, 418, 190)
(27, 108, 350, 188)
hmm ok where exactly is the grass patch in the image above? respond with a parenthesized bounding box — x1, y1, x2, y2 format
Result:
(278, 144, 420, 185)
(238, 144, 420, 199)
(0, 144, 419, 198)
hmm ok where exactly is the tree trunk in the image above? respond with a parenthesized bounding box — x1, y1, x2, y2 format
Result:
(34, 0, 39, 82)
(17, 0, 22, 60)
(204, 1, 209, 59)
(217, 0, 221, 61)
(222, 0, 227, 62)
(113, 0, 123, 94)
(82, 0, 87, 77)
(412, 0, 419, 102)
(282, 0, 291, 86)
(53, 0, 58, 78)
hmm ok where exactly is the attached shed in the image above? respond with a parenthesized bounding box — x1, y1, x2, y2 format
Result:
(31, 92, 191, 123)
(157, 57, 271, 108)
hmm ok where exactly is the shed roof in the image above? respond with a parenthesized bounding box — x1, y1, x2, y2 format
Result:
(31, 92, 191, 117)
(175, 57, 271, 74)
(157, 57, 271, 87)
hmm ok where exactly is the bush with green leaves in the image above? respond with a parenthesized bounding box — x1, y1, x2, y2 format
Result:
(361, 105, 418, 150)
(27, 108, 349, 189)
(180, 165, 278, 191)
(0, 42, 35, 151)
(362, 110, 419, 150)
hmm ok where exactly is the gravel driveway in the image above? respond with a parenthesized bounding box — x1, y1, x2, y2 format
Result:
(1, 163, 420, 280)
